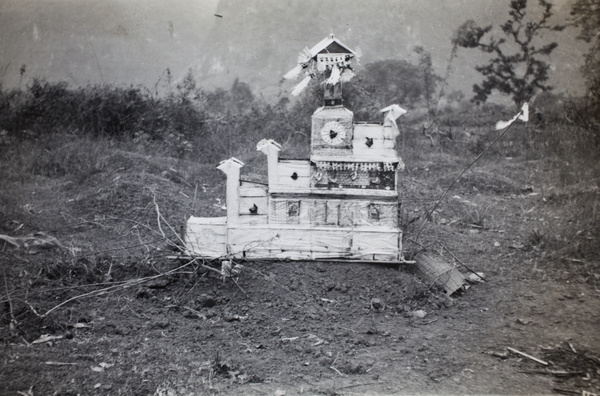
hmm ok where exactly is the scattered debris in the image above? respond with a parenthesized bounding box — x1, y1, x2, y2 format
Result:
(518, 369, 584, 377)
(0, 232, 63, 253)
(568, 342, 577, 354)
(91, 362, 114, 373)
(467, 272, 486, 283)
(554, 388, 597, 396)
(32, 334, 63, 345)
(223, 312, 247, 322)
(414, 251, 465, 295)
(16, 387, 33, 396)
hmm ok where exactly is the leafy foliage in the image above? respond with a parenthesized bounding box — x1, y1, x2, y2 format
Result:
(343, 57, 441, 122)
(569, 0, 600, 135)
(453, 0, 564, 105)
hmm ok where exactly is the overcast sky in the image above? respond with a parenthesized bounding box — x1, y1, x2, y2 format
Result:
(0, 0, 589, 99)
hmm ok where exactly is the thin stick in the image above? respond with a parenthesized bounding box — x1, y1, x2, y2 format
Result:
(439, 243, 486, 281)
(3, 270, 16, 330)
(151, 190, 166, 239)
(330, 366, 347, 377)
(231, 277, 248, 298)
(192, 182, 198, 217)
(507, 347, 549, 366)
(339, 382, 387, 390)
(45, 361, 78, 366)
(149, 189, 187, 248)
(415, 106, 526, 242)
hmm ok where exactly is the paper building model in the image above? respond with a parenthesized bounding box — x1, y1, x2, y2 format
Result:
(185, 35, 408, 263)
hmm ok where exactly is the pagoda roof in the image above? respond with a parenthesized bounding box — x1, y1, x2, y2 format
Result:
(308, 34, 356, 58)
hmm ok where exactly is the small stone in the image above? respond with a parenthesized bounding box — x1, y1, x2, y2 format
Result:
(155, 320, 170, 329)
(115, 326, 130, 335)
(196, 294, 216, 308)
(136, 287, 152, 299)
(439, 295, 455, 308)
(147, 278, 169, 289)
(371, 298, 385, 311)
(411, 310, 427, 319)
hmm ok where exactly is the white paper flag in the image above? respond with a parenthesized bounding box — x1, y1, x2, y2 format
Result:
(339, 68, 355, 82)
(495, 102, 529, 130)
(380, 104, 408, 138)
(283, 64, 303, 80)
(326, 65, 341, 85)
(291, 75, 312, 96)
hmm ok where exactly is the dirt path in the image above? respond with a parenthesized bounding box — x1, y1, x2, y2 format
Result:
(1, 253, 598, 395)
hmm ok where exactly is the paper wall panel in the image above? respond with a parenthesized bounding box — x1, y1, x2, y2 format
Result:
(184, 217, 227, 258)
(239, 186, 268, 197)
(239, 196, 268, 215)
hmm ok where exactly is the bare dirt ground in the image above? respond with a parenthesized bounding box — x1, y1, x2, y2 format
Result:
(1, 137, 599, 395)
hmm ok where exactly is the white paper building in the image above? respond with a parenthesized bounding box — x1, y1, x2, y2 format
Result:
(185, 35, 408, 263)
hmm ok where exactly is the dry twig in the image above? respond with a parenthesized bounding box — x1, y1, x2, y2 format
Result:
(3, 270, 17, 331)
(507, 347, 549, 366)
(36, 259, 198, 318)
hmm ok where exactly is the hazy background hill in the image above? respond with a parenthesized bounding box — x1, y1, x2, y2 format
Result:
(0, 0, 589, 101)
(0, 0, 219, 90)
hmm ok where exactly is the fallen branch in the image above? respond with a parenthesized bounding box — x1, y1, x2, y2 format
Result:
(37, 258, 198, 318)
(507, 347, 549, 366)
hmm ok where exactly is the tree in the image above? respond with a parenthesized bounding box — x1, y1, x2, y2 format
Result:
(341, 59, 441, 122)
(413, 46, 437, 113)
(452, 0, 564, 106)
(570, 0, 599, 131)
